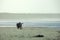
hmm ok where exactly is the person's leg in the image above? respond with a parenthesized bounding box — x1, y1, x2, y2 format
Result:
(20, 27, 22, 29)
(17, 26, 20, 29)
(19, 25, 22, 29)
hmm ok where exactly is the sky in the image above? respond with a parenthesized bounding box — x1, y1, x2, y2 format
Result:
(0, 0, 60, 13)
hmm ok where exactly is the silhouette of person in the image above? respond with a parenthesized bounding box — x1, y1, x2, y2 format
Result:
(16, 22, 23, 29)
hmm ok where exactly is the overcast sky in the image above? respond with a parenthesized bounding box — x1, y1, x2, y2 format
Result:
(0, 0, 60, 13)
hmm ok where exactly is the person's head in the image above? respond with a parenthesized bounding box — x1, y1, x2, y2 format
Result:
(19, 22, 21, 23)
(19, 22, 23, 24)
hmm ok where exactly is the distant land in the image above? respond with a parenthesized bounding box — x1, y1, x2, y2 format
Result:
(0, 13, 60, 19)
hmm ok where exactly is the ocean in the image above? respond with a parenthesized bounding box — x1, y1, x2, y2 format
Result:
(0, 21, 60, 27)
